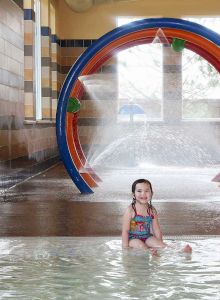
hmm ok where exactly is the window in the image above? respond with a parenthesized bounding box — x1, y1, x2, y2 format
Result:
(117, 17, 220, 122)
(117, 17, 163, 122)
(182, 17, 220, 120)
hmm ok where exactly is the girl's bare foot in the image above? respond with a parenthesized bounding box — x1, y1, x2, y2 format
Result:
(182, 244, 192, 253)
(150, 248, 159, 256)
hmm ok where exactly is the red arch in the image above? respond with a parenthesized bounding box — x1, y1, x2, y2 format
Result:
(66, 27, 220, 189)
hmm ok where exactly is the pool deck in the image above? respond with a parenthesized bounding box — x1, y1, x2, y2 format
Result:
(0, 162, 220, 237)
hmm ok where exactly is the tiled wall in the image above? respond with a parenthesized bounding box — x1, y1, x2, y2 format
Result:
(0, 0, 58, 195)
(0, 0, 24, 161)
(0, 0, 102, 166)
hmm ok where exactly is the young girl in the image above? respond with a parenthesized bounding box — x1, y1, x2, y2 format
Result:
(122, 178, 192, 254)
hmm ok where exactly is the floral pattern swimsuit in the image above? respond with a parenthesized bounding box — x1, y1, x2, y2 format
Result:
(128, 205, 154, 242)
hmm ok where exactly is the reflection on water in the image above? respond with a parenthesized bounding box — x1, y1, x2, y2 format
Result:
(0, 237, 220, 299)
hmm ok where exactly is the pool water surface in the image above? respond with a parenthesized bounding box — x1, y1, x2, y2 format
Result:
(0, 237, 219, 299)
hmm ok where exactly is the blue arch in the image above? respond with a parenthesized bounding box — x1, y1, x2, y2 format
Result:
(56, 18, 220, 193)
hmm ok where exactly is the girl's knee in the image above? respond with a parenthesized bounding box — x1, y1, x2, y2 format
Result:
(129, 239, 148, 250)
(146, 237, 166, 248)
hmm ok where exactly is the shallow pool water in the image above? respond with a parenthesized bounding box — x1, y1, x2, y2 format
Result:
(0, 237, 220, 299)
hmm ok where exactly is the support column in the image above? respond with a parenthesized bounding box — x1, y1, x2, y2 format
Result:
(24, 0, 35, 120)
(41, 0, 52, 120)
(50, 2, 58, 120)
(163, 44, 182, 123)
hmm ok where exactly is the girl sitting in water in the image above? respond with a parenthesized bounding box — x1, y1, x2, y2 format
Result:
(122, 178, 192, 255)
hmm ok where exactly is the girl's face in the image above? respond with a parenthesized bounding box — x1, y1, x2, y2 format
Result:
(133, 182, 152, 205)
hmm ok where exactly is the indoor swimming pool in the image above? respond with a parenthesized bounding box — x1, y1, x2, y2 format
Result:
(0, 236, 219, 299)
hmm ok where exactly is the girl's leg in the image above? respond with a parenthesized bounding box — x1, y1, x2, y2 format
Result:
(129, 239, 162, 256)
(145, 236, 167, 249)
(129, 239, 149, 250)
(146, 237, 192, 253)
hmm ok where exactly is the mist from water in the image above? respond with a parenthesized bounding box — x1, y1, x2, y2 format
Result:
(79, 29, 220, 174)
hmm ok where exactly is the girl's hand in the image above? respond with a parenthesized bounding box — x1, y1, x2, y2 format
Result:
(122, 244, 130, 249)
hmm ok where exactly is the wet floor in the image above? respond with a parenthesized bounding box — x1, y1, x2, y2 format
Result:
(0, 162, 220, 236)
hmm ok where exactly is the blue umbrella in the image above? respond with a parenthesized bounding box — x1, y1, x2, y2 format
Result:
(118, 103, 145, 115)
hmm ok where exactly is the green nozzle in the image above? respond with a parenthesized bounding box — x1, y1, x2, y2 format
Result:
(171, 38, 186, 52)
(67, 97, 81, 113)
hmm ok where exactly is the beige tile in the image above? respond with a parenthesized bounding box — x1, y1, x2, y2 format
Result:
(42, 97, 51, 109)
(24, 104, 34, 118)
(52, 70, 57, 80)
(51, 52, 57, 61)
(18, 90, 24, 103)
(42, 78, 50, 87)
(24, 92, 34, 105)
(52, 108, 56, 119)
(24, 32, 33, 45)
(24, 0, 34, 9)
(7, 10, 23, 35)
(42, 107, 51, 118)
(0, 84, 8, 101)
(41, 36, 50, 48)
(0, 4, 7, 24)
(41, 66, 50, 77)
(24, 56, 33, 68)
(15, 48, 24, 64)
(8, 86, 19, 102)
(41, 47, 50, 57)
(52, 81, 58, 90)
(7, 56, 20, 74)
(0, 53, 7, 69)
(24, 20, 34, 34)
(51, 43, 58, 52)
(24, 69, 33, 81)
(0, 37, 5, 54)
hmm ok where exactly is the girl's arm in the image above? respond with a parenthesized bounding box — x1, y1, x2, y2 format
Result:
(122, 207, 132, 249)
(152, 215, 163, 241)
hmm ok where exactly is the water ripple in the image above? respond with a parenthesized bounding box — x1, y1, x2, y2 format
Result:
(0, 237, 220, 299)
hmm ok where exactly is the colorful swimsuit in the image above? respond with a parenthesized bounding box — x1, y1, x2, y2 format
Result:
(129, 206, 154, 242)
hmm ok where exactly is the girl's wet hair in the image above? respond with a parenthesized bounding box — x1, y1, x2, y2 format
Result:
(131, 178, 156, 216)
(131, 178, 153, 194)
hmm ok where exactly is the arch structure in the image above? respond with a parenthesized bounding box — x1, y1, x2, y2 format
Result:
(56, 18, 220, 194)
